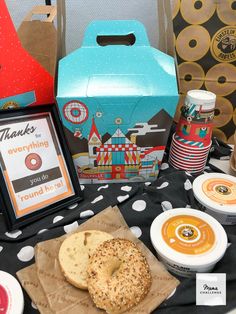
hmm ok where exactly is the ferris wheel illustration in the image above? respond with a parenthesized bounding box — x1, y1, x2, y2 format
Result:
(63, 100, 89, 124)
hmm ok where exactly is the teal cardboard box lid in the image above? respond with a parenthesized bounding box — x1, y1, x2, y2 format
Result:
(57, 20, 179, 183)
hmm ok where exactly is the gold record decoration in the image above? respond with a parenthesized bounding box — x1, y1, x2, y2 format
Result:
(171, 0, 180, 19)
(180, 0, 216, 24)
(217, 0, 236, 25)
(214, 96, 234, 128)
(205, 63, 236, 96)
(178, 62, 205, 94)
(176, 25, 211, 61)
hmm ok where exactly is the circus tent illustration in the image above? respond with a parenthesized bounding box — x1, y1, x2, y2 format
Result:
(82, 118, 164, 181)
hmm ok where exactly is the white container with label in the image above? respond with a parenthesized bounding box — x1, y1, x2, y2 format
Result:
(150, 208, 228, 277)
(0, 271, 24, 314)
(193, 173, 236, 225)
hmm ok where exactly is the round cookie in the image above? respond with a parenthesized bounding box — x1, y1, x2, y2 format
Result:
(214, 96, 233, 128)
(59, 230, 113, 290)
(87, 238, 152, 314)
(217, 0, 236, 25)
(178, 62, 205, 94)
(205, 63, 236, 96)
(176, 25, 211, 61)
(180, 0, 216, 24)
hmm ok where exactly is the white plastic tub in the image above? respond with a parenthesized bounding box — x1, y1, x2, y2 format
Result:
(193, 173, 236, 225)
(150, 208, 227, 277)
(0, 271, 24, 314)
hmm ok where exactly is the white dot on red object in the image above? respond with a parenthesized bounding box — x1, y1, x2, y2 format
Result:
(17, 246, 34, 262)
(132, 200, 146, 211)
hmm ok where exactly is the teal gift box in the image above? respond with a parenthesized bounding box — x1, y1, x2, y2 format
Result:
(57, 20, 179, 183)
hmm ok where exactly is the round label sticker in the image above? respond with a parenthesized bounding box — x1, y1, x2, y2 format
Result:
(211, 26, 236, 63)
(202, 178, 236, 205)
(0, 284, 9, 314)
(162, 215, 215, 255)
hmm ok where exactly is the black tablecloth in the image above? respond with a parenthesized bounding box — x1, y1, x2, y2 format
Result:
(0, 163, 235, 314)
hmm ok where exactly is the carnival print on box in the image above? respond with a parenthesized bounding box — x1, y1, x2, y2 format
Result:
(62, 104, 172, 183)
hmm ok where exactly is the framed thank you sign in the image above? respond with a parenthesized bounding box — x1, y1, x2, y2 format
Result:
(0, 105, 83, 230)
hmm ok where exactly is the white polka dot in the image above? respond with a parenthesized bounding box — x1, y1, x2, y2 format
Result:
(31, 302, 37, 309)
(80, 185, 85, 191)
(166, 288, 176, 300)
(145, 182, 151, 186)
(160, 163, 169, 170)
(80, 210, 94, 218)
(0, 246, 3, 253)
(156, 182, 169, 189)
(117, 195, 130, 203)
(132, 200, 146, 211)
(68, 203, 78, 210)
(97, 184, 108, 191)
(64, 221, 79, 234)
(161, 201, 173, 211)
(227, 243, 231, 248)
(5, 230, 22, 239)
(37, 229, 48, 234)
(121, 186, 132, 192)
(91, 195, 103, 203)
(17, 246, 34, 262)
(184, 179, 192, 191)
(185, 204, 192, 208)
(53, 216, 64, 223)
(130, 226, 142, 238)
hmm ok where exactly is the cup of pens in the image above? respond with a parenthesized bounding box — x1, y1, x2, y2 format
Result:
(169, 90, 216, 173)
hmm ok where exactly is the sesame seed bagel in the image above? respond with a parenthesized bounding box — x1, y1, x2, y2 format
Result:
(87, 238, 152, 314)
(59, 230, 113, 289)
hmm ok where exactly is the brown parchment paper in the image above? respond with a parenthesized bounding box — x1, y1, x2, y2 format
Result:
(17, 206, 179, 314)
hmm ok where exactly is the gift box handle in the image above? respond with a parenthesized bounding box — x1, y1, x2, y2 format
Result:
(82, 20, 150, 47)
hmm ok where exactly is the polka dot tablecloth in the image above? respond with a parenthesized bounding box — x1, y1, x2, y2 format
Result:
(0, 166, 236, 313)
